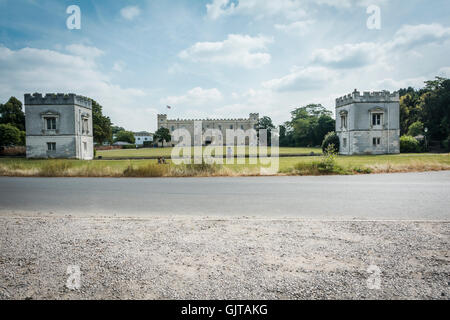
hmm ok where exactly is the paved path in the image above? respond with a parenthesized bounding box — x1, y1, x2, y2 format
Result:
(0, 171, 449, 220)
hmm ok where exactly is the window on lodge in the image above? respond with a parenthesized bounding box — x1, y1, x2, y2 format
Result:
(47, 142, 56, 151)
(343, 138, 347, 148)
(341, 115, 347, 129)
(46, 117, 56, 130)
(373, 137, 381, 146)
(372, 113, 382, 126)
(82, 118, 89, 134)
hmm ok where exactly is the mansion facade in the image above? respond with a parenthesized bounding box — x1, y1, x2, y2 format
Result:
(157, 113, 259, 146)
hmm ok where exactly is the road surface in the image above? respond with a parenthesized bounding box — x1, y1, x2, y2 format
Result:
(0, 171, 449, 220)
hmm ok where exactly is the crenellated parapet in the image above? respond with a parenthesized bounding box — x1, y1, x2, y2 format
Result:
(157, 113, 259, 123)
(24, 93, 92, 109)
(336, 89, 399, 108)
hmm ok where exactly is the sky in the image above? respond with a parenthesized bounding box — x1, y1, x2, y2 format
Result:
(0, 0, 449, 132)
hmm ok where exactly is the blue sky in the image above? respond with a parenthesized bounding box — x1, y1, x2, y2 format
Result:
(1, 0, 449, 131)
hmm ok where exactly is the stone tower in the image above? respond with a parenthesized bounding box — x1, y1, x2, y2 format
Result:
(335, 90, 400, 155)
(25, 93, 94, 160)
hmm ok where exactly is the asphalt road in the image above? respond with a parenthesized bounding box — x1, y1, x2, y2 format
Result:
(0, 171, 449, 220)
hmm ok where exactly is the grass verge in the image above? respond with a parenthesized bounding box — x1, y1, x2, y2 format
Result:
(0, 154, 449, 177)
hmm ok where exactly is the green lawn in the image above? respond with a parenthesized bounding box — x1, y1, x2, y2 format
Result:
(97, 146, 321, 159)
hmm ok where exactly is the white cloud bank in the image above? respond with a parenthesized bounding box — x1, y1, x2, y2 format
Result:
(161, 87, 223, 107)
(0, 44, 152, 130)
(206, 0, 307, 20)
(262, 66, 337, 92)
(179, 34, 272, 69)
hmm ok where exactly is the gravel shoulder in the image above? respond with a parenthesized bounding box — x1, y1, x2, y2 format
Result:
(0, 215, 449, 300)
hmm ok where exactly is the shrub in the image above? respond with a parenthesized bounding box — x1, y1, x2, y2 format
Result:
(294, 146, 345, 175)
(115, 130, 135, 144)
(400, 135, 421, 153)
(407, 121, 424, 137)
(0, 123, 22, 146)
(321, 132, 340, 154)
(122, 144, 138, 149)
(143, 141, 152, 148)
(443, 136, 450, 152)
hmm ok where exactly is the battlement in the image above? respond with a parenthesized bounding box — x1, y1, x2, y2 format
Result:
(336, 89, 399, 108)
(24, 93, 92, 109)
(157, 113, 259, 122)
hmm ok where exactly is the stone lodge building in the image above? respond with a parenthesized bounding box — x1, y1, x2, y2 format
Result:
(335, 90, 400, 155)
(157, 113, 259, 146)
(25, 93, 94, 160)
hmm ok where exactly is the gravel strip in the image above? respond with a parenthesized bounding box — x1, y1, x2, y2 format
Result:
(0, 215, 449, 300)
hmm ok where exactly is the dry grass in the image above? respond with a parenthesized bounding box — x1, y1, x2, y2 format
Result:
(366, 160, 450, 174)
(0, 154, 449, 177)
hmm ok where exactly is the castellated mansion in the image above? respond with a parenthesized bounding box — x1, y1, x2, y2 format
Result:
(25, 93, 94, 160)
(336, 90, 400, 155)
(157, 113, 260, 146)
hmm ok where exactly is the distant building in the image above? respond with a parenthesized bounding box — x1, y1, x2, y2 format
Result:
(134, 131, 153, 146)
(335, 90, 400, 155)
(157, 113, 259, 146)
(24, 93, 94, 160)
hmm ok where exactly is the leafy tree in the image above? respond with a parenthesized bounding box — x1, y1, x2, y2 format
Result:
(421, 77, 450, 143)
(115, 130, 135, 144)
(399, 77, 450, 145)
(257, 116, 275, 130)
(257, 116, 275, 145)
(400, 135, 421, 153)
(288, 104, 335, 147)
(112, 126, 125, 135)
(399, 92, 423, 135)
(407, 121, 424, 137)
(91, 99, 112, 144)
(154, 127, 171, 147)
(0, 97, 25, 131)
(0, 123, 22, 146)
(321, 131, 340, 153)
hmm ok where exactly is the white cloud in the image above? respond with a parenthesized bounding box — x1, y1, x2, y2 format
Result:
(262, 66, 336, 92)
(311, 42, 380, 69)
(275, 20, 315, 36)
(374, 77, 427, 91)
(113, 61, 126, 72)
(437, 67, 450, 78)
(179, 34, 272, 68)
(0, 45, 149, 130)
(161, 87, 223, 107)
(310, 23, 450, 70)
(206, 0, 306, 20)
(389, 23, 450, 50)
(65, 44, 104, 60)
(313, 0, 389, 8)
(120, 6, 141, 21)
